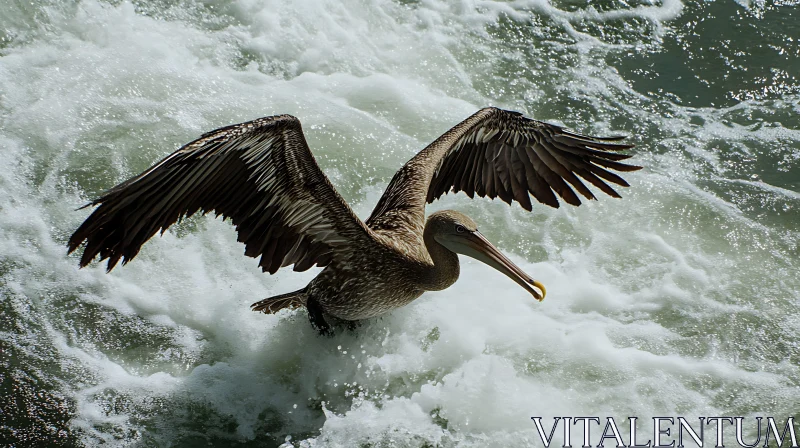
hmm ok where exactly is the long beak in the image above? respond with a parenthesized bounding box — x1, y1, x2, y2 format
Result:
(442, 231, 546, 301)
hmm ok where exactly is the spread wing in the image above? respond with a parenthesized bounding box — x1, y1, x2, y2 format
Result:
(68, 115, 373, 273)
(366, 107, 641, 232)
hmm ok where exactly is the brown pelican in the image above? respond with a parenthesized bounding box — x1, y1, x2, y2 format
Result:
(68, 107, 639, 334)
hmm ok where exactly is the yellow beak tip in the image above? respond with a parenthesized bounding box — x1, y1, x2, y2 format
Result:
(533, 280, 546, 302)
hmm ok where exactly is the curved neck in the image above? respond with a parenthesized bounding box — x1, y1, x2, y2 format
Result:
(421, 224, 460, 291)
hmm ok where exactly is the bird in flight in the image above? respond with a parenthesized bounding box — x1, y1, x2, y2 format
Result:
(68, 107, 640, 335)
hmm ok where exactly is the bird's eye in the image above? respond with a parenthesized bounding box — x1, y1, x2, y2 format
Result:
(456, 225, 466, 233)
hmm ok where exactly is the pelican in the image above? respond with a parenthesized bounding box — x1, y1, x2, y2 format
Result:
(68, 108, 640, 334)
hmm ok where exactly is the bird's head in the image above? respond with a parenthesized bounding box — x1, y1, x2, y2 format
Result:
(426, 210, 546, 302)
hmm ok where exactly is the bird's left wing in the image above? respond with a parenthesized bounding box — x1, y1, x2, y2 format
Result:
(68, 115, 373, 274)
(367, 107, 641, 232)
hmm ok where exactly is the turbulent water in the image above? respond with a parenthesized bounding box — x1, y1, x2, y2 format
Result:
(1, 0, 799, 446)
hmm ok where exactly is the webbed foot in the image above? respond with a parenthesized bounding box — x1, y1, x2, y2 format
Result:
(306, 296, 333, 337)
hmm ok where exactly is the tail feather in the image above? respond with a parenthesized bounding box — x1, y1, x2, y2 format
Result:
(251, 288, 307, 314)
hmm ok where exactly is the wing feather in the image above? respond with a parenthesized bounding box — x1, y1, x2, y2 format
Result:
(529, 143, 581, 206)
(367, 107, 640, 233)
(465, 141, 484, 199)
(508, 147, 533, 211)
(544, 149, 597, 201)
(68, 115, 372, 273)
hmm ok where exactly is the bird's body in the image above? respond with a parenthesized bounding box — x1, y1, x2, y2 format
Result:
(302, 237, 434, 322)
(68, 108, 640, 334)
(299, 212, 461, 322)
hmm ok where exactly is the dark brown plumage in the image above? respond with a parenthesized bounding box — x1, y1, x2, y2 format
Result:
(68, 107, 640, 334)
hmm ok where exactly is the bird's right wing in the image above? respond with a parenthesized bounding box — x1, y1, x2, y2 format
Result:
(366, 107, 640, 234)
(68, 115, 373, 273)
